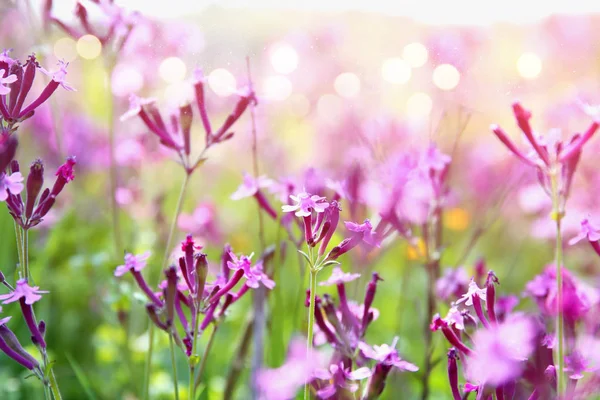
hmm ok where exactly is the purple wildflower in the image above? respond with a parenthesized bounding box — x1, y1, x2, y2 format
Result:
(466, 315, 536, 387)
(0, 280, 48, 305)
(0, 172, 24, 201)
(313, 362, 372, 399)
(230, 173, 273, 200)
(114, 251, 151, 277)
(0, 69, 17, 95)
(319, 267, 360, 286)
(359, 338, 419, 372)
(569, 218, 600, 245)
(282, 192, 329, 217)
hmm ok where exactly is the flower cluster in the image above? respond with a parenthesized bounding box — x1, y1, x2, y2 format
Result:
(0, 53, 73, 128)
(4, 157, 76, 229)
(121, 69, 256, 175)
(0, 274, 51, 379)
(115, 235, 274, 357)
(258, 267, 416, 399)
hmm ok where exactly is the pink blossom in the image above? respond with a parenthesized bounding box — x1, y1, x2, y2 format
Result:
(456, 280, 487, 307)
(0, 280, 49, 305)
(230, 173, 273, 200)
(564, 352, 590, 380)
(314, 362, 372, 398)
(436, 266, 469, 300)
(569, 218, 600, 245)
(345, 219, 380, 247)
(114, 251, 151, 277)
(0, 172, 24, 201)
(282, 192, 329, 217)
(38, 60, 75, 91)
(257, 338, 324, 400)
(0, 68, 17, 95)
(420, 145, 451, 172)
(358, 338, 419, 371)
(466, 315, 536, 387)
(227, 253, 273, 289)
(443, 307, 465, 330)
(120, 94, 156, 121)
(319, 267, 360, 286)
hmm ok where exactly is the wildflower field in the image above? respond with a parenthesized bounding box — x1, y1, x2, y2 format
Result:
(2, 1, 600, 399)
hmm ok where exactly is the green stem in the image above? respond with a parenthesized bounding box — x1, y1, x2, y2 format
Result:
(550, 170, 565, 397)
(105, 62, 122, 257)
(48, 367, 62, 400)
(143, 326, 155, 400)
(14, 222, 24, 278)
(23, 229, 29, 281)
(194, 324, 218, 390)
(169, 335, 180, 400)
(159, 172, 190, 282)
(189, 299, 202, 400)
(144, 171, 191, 400)
(304, 268, 318, 400)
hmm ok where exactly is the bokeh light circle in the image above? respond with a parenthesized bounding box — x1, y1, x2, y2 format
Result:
(207, 68, 237, 97)
(403, 42, 428, 68)
(432, 64, 460, 90)
(159, 57, 187, 84)
(381, 58, 412, 84)
(76, 34, 102, 60)
(334, 72, 361, 98)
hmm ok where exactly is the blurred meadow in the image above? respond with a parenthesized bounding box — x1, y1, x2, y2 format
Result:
(2, 1, 600, 399)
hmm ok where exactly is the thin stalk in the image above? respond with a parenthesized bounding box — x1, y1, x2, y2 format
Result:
(223, 318, 254, 400)
(23, 229, 29, 281)
(159, 172, 190, 282)
(14, 223, 24, 277)
(44, 382, 51, 400)
(550, 170, 565, 397)
(304, 268, 318, 400)
(48, 367, 62, 400)
(194, 324, 219, 390)
(144, 171, 191, 400)
(143, 327, 154, 400)
(104, 61, 122, 257)
(247, 57, 266, 398)
(169, 335, 180, 400)
(189, 300, 202, 400)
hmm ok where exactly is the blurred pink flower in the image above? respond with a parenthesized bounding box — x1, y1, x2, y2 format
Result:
(569, 218, 600, 245)
(0, 171, 23, 201)
(466, 315, 536, 387)
(456, 280, 487, 307)
(345, 219, 380, 247)
(282, 192, 329, 217)
(314, 362, 371, 399)
(319, 267, 360, 286)
(358, 338, 418, 372)
(114, 252, 151, 277)
(0, 280, 48, 305)
(436, 266, 469, 301)
(257, 338, 324, 400)
(38, 60, 75, 91)
(230, 173, 273, 200)
(178, 202, 222, 243)
(0, 68, 17, 95)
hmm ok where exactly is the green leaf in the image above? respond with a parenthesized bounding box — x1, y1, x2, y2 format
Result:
(65, 353, 97, 400)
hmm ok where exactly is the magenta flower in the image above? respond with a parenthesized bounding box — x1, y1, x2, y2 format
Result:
(247, 261, 275, 290)
(38, 60, 75, 91)
(436, 266, 469, 301)
(282, 192, 329, 217)
(230, 173, 273, 200)
(314, 362, 372, 399)
(319, 267, 360, 286)
(359, 338, 419, 372)
(420, 145, 451, 172)
(0, 280, 48, 305)
(119, 94, 157, 122)
(114, 252, 151, 277)
(345, 219, 381, 247)
(564, 351, 589, 380)
(0, 172, 24, 201)
(443, 307, 465, 330)
(569, 218, 600, 245)
(0, 69, 17, 95)
(456, 280, 487, 307)
(466, 315, 536, 387)
(257, 338, 324, 400)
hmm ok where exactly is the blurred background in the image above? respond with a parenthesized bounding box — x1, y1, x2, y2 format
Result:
(1, 0, 600, 399)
